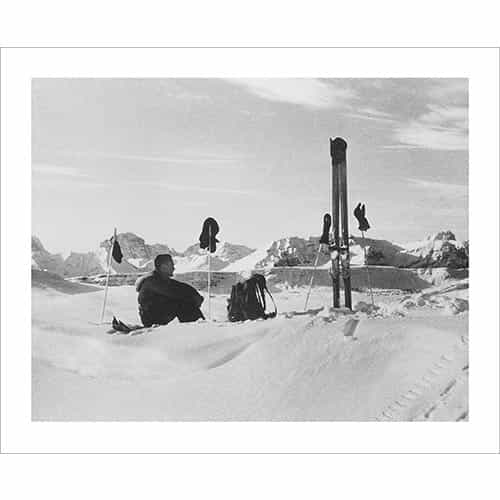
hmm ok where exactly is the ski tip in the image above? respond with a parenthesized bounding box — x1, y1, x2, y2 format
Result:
(330, 137, 347, 159)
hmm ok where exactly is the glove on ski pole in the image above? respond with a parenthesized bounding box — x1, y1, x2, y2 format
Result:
(319, 213, 331, 245)
(354, 203, 370, 232)
(199, 217, 220, 253)
(305, 213, 330, 310)
(353, 203, 375, 306)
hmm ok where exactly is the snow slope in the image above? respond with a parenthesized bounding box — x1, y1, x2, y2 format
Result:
(32, 272, 468, 422)
(223, 242, 275, 272)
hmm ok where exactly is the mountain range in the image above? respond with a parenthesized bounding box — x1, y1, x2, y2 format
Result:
(31, 230, 468, 278)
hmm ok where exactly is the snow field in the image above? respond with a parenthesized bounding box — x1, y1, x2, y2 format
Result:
(32, 275, 468, 421)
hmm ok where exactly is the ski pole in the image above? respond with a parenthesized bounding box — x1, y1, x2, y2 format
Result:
(361, 230, 375, 306)
(304, 243, 322, 311)
(207, 225, 212, 320)
(100, 227, 116, 323)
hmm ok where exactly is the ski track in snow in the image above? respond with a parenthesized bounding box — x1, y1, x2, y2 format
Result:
(376, 334, 468, 422)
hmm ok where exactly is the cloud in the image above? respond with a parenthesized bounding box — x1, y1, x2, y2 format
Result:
(344, 106, 396, 124)
(55, 151, 247, 169)
(132, 181, 265, 197)
(420, 104, 468, 129)
(391, 104, 468, 151)
(382, 145, 421, 150)
(32, 163, 89, 178)
(163, 90, 211, 102)
(32, 163, 115, 189)
(226, 78, 355, 109)
(426, 79, 468, 105)
(32, 177, 110, 190)
(394, 124, 467, 150)
(406, 178, 468, 198)
(357, 107, 393, 119)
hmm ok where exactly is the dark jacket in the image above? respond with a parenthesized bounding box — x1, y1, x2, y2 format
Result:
(135, 271, 204, 310)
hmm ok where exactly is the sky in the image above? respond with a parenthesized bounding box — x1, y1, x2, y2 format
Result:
(32, 78, 468, 256)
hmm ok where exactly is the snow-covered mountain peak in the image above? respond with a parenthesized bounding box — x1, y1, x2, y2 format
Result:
(174, 241, 255, 273)
(31, 228, 469, 278)
(428, 230, 457, 242)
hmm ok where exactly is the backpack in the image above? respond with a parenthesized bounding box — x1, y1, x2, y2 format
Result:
(227, 273, 277, 322)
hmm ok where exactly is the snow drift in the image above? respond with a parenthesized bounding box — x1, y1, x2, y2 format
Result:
(32, 269, 468, 422)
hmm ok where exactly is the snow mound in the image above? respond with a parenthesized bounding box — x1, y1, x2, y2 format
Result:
(32, 280, 468, 421)
(354, 301, 382, 315)
(352, 279, 469, 319)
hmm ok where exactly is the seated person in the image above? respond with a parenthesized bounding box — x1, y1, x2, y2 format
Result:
(135, 254, 205, 327)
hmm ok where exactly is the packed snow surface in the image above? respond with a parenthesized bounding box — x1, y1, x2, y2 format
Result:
(32, 271, 468, 421)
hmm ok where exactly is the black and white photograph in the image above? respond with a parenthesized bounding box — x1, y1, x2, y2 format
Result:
(2, 1, 500, 496)
(31, 77, 470, 422)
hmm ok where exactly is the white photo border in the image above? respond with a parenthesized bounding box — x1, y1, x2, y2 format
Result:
(1, 47, 498, 453)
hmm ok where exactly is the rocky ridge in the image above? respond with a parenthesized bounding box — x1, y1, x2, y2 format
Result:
(32, 230, 468, 278)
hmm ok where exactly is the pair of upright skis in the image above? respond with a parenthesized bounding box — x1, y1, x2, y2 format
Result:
(326, 137, 352, 310)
